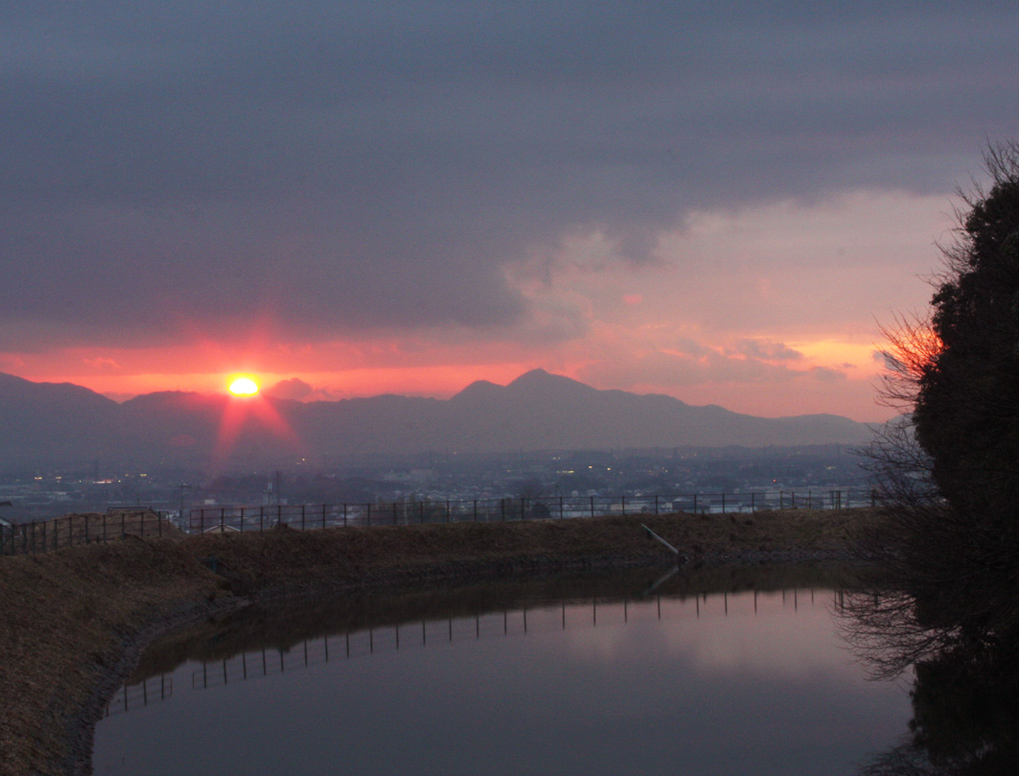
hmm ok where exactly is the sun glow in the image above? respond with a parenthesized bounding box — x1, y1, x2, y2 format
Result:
(227, 376, 260, 396)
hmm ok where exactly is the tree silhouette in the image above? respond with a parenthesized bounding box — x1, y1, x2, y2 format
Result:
(913, 143, 1019, 523)
(850, 144, 1019, 775)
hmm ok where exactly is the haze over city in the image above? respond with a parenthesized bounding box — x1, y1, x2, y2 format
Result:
(3, 3, 1018, 422)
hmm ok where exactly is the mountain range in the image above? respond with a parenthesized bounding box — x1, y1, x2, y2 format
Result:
(0, 369, 876, 470)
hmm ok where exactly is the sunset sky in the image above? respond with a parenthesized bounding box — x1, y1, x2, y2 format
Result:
(2, 3, 1017, 421)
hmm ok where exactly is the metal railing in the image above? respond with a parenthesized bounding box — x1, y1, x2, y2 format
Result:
(185, 489, 879, 534)
(0, 509, 174, 557)
(0, 489, 879, 556)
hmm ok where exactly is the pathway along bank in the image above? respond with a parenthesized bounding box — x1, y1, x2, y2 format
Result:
(0, 508, 875, 775)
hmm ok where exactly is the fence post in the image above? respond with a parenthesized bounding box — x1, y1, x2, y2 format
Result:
(590, 496, 595, 519)
(501, 499, 506, 521)
(344, 503, 348, 527)
(323, 504, 328, 530)
(560, 496, 564, 519)
(721, 493, 726, 514)
(302, 505, 306, 531)
(621, 496, 626, 516)
(419, 501, 424, 524)
(521, 498, 526, 521)
(693, 494, 698, 514)
(871, 489, 877, 508)
(366, 503, 372, 527)
(474, 500, 478, 522)
(446, 500, 450, 523)
(654, 495, 659, 516)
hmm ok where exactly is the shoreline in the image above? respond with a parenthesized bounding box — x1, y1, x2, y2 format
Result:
(0, 508, 876, 775)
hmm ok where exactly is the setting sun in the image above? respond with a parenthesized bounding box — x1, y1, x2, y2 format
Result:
(227, 376, 260, 396)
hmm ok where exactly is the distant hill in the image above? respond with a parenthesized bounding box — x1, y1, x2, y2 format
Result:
(0, 369, 876, 470)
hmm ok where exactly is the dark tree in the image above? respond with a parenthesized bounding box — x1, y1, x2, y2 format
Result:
(852, 145, 1019, 664)
(912, 143, 1019, 523)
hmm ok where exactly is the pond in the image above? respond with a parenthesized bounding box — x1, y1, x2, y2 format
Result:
(91, 566, 910, 775)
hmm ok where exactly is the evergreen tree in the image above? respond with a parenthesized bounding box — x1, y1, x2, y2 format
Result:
(913, 144, 1019, 524)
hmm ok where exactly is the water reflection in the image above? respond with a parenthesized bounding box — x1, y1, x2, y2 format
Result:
(842, 585, 1019, 774)
(94, 565, 909, 776)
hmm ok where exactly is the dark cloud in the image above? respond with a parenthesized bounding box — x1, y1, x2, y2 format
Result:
(1, 2, 1016, 348)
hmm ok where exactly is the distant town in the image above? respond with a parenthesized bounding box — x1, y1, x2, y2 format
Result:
(0, 444, 873, 522)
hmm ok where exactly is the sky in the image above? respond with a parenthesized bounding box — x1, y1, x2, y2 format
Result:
(2, 2, 1017, 422)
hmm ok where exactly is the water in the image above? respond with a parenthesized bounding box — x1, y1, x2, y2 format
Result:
(92, 568, 911, 775)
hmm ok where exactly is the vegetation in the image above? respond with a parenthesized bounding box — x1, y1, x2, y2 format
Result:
(865, 143, 1019, 616)
(852, 143, 1019, 774)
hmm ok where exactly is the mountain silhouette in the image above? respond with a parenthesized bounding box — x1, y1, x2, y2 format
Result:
(0, 369, 875, 469)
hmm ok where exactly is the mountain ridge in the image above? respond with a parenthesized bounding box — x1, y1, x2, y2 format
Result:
(0, 370, 876, 469)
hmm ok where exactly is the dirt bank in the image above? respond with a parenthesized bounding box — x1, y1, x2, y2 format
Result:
(0, 508, 876, 775)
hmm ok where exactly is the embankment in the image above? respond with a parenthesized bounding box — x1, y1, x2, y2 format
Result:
(0, 508, 876, 775)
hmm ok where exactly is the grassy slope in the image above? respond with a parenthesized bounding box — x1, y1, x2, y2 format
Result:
(0, 508, 875, 775)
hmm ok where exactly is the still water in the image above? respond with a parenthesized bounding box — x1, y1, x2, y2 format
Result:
(92, 568, 910, 775)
